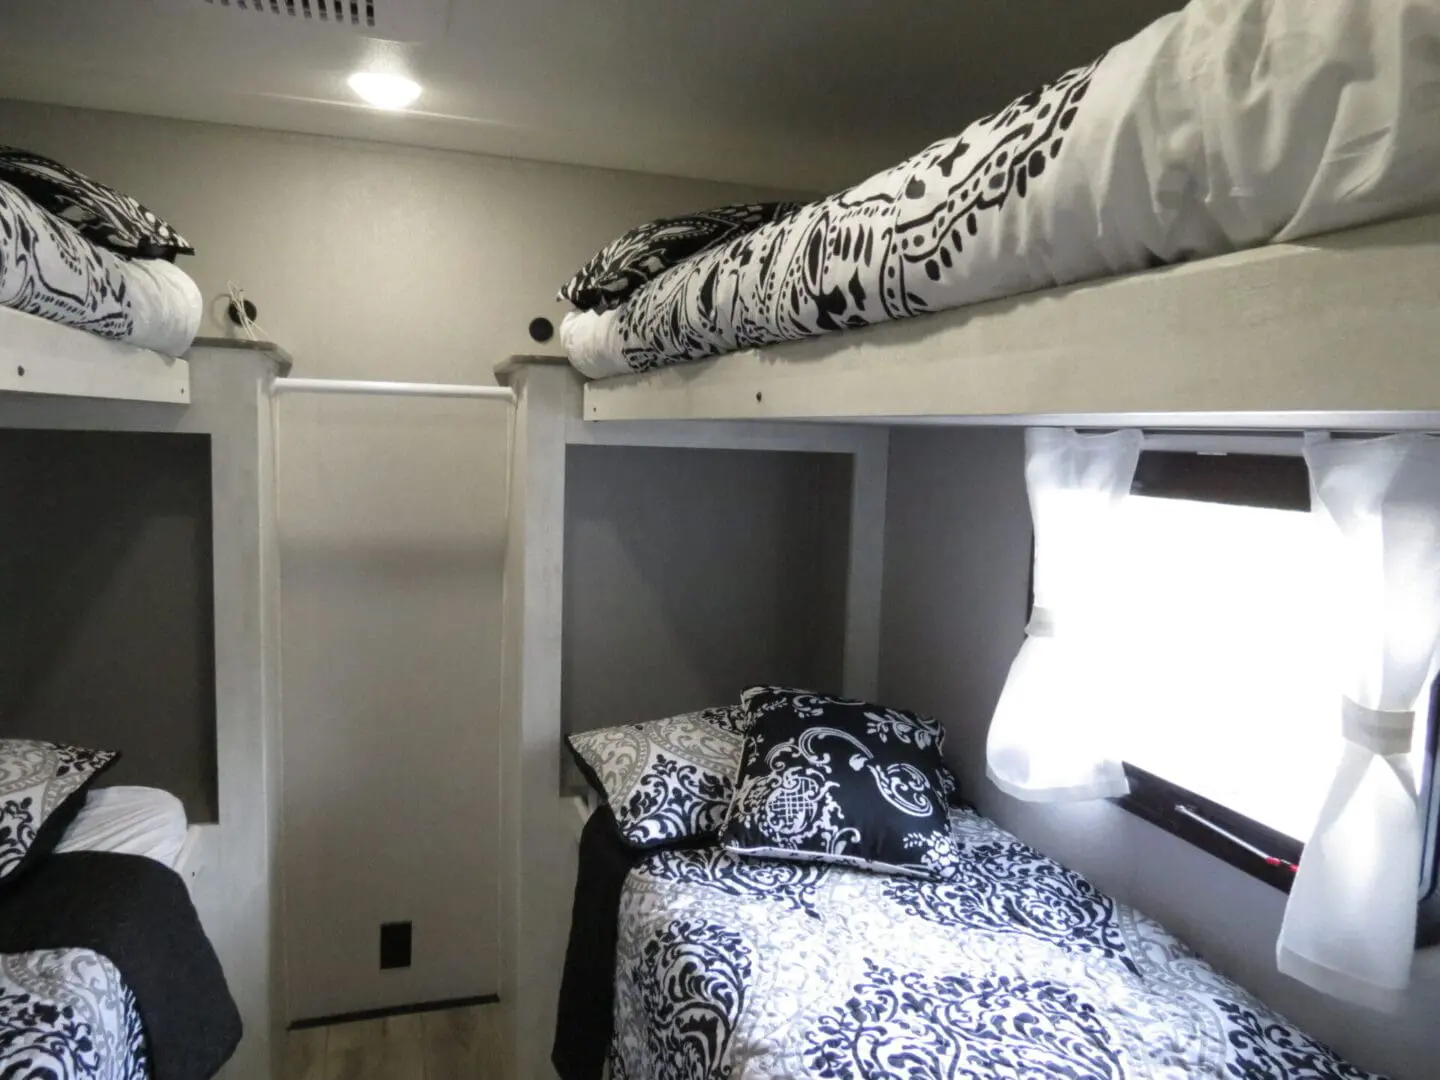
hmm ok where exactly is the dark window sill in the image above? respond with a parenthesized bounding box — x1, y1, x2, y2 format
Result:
(1117, 762, 1440, 948)
(1111, 763, 1303, 895)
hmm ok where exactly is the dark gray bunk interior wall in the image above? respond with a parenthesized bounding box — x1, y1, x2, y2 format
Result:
(877, 426, 1440, 1080)
(0, 429, 217, 821)
(563, 445, 851, 740)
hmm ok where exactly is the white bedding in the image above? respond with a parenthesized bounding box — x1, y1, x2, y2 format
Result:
(563, 0, 1440, 379)
(55, 786, 189, 870)
(0, 179, 201, 358)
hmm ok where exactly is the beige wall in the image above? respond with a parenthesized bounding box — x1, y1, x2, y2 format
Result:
(0, 98, 791, 1021)
(878, 426, 1440, 1080)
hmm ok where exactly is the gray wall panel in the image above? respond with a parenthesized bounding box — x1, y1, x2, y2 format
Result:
(0, 429, 217, 820)
(563, 445, 851, 743)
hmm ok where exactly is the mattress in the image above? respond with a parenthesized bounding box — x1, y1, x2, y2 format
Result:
(0, 179, 201, 358)
(54, 786, 189, 870)
(563, 0, 1440, 380)
(607, 807, 1382, 1079)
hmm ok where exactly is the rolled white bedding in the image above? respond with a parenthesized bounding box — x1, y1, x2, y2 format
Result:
(54, 785, 190, 870)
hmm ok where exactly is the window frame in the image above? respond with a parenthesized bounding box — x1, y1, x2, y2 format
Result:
(1115, 679, 1440, 947)
(1026, 443, 1440, 945)
(1114, 763, 1303, 893)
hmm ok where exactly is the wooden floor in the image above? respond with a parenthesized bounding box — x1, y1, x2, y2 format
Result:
(282, 1005, 509, 1080)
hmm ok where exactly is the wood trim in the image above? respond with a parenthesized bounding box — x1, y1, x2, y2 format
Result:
(289, 995, 499, 1031)
(0, 305, 190, 405)
(566, 415, 886, 453)
(842, 431, 889, 700)
(498, 363, 573, 1080)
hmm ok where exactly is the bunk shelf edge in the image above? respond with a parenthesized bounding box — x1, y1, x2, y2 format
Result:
(0, 306, 192, 405)
(581, 212, 1440, 428)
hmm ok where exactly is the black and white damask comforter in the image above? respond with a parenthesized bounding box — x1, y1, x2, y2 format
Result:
(562, 0, 1440, 379)
(0, 180, 201, 358)
(608, 808, 1383, 1079)
(0, 948, 148, 1080)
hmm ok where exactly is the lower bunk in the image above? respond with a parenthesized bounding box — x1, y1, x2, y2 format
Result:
(558, 804, 1382, 1079)
(0, 741, 240, 1080)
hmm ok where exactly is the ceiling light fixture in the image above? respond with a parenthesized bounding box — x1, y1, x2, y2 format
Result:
(347, 71, 422, 111)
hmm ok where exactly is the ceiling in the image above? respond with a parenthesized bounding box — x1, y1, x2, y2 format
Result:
(0, 0, 1181, 192)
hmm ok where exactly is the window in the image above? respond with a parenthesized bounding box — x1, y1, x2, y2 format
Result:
(1096, 450, 1440, 942)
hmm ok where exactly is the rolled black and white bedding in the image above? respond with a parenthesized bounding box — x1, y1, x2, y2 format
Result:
(561, 0, 1440, 379)
(0, 174, 200, 358)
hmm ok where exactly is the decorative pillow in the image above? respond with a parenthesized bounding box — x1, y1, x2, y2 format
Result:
(0, 739, 119, 888)
(0, 148, 194, 260)
(566, 706, 748, 849)
(721, 687, 960, 879)
(558, 201, 802, 312)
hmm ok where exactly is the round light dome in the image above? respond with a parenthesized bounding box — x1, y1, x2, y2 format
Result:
(347, 72, 422, 111)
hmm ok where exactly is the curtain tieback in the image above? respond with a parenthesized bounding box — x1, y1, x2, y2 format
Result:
(1341, 697, 1414, 756)
(1026, 607, 1056, 638)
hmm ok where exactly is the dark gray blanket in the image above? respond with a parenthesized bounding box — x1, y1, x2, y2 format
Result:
(0, 852, 241, 1080)
(553, 806, 641, 1080)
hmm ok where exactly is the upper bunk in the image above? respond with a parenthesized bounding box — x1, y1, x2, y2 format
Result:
(0, 141, 210, 405)
(582, 211, 1440, 431)
(559, 0, 1440, 434)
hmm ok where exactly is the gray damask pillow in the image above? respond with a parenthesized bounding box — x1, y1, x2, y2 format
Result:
(0, 739, 119, 888)
(566, 706, 748, 850)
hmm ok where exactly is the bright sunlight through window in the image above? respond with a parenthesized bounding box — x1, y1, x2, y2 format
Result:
(1108, 493, 1428, 845)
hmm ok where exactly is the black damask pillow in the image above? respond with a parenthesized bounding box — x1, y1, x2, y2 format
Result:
(558, 202, 802, 312)
(0, 148, 194, 260)
(0, 739, 119, 890)
(720, 688, 960, 880)
(566, 706, 748, 850)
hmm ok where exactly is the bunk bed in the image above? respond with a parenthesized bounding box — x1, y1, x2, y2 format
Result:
(506, 73, 1440, 1080)
(512, 3, 1440, 1075)
(502, 341, 1440, 1075)
(0, 331, 287, 1079)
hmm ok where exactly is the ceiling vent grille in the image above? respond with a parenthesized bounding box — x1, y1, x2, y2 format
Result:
(203, 0, 376, 30)
(197, 0, 450, 40)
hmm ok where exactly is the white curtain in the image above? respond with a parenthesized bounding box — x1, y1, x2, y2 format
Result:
(987, 427, 1143, 802)
(1277, 433, 1440, 1009)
